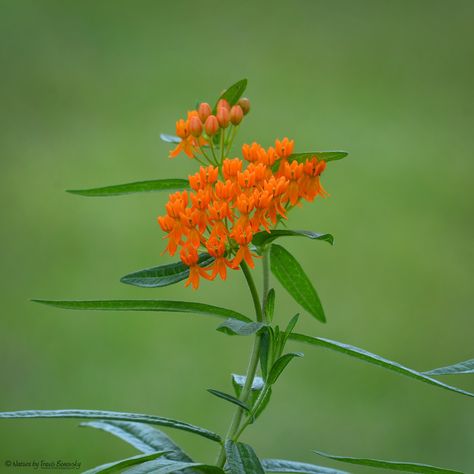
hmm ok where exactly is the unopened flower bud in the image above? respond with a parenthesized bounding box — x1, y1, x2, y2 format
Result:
(238, 97, 250, 115)
(216, 106, 230, 128)
(217, 99, 230, 111)
(204, 115, 219, 136)
(230, 105, 244, 125)
(189, 115, 203, 137)
(198, 102, 212, 122)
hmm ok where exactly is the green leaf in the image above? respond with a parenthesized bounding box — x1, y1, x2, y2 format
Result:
(0, 410, 221, 442)
(289, 151, 348, 163)
(280, 314, 300, 353)
(267, 352, 304, 385)
(289, 333, 474, 398)
(83, 452, 168, 474)
(215, 78, 248, 108)
(217, 319, 266, 336)
(67, 179, 189, 197)
(121, 254, 214, 288)
(123, 460, 224, 473)
(262, 458, 349, 474)
(423, 358, 474, 376)
(160, 134, 181, 143)
(253, 230, 334, 248)
(270, 244, 326, 323)
(32, 299, 251, 323)
(232, 374, 264, 395)
(314, 451, 463, 474)
(259, 327, 273, 380)
(264, 289, 276, 322)
(81, 421, 193, 461)
(207, 389, 250, 411)
(225, 440, 265, 474)
(253, 386, 272, 421)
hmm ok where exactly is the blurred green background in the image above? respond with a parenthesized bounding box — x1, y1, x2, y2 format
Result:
(1, 0, 473, 472)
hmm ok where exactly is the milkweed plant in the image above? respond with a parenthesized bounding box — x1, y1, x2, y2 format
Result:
(2, 79, 473, 474)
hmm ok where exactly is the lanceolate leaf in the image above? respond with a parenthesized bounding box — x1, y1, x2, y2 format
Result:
(225, 440, 265, 474)
(253, 230, 334, 248)
(122, 460, 224, 473)
(215, 79, 248, 108)
(253, 386, 272, 421)
(207, 389, 250, 411)
(83, 452, 168, 474)
(264, 288, 276, 321)
(262, 458, 349, 474)
(289, 333, 474, 398)
(267, 352, 304, 385)
(121, 254, 214, 288)
(67, 179, 189, 197)
(217, 319, 266, 336)
(81, 421, 193, 461)
(423, 358, 474, 376)
(160, 134, 181, 143)
(0, 410, 221, 442)
(32, 299, 250, 323)
(289, 151, 348, 163)
(270, 244, 326, 323)
(314, 451, 463, 474)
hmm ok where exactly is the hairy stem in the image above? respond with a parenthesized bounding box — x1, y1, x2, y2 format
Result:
(216, 261, 263, 467)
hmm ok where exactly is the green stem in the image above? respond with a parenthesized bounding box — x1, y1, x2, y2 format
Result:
(261, 247, 270, 320)
(216, 262, 263, 467)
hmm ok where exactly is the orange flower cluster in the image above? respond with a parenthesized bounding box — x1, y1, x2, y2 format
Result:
(169, 98, 250, 159)
(159, 137, 327, 289)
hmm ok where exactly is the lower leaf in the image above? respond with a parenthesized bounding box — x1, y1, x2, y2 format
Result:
(261, 458, 349, 474)
(0, 409, 221, 443)
(81, 420, 193, 461)
(314, 451, 463, 474)
(83, 452, 168, 474)
(225, 440, 265, 474)
(288, 333, 474, 398)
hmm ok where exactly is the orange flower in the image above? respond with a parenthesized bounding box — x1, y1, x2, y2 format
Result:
(180, 246, 211, 289)
(281, 160, 304, 205)
(206, 237, 232, 280)
(275, 137, 294, 158)
(231, 225, 256, 268)
(170, 113, 207, 158)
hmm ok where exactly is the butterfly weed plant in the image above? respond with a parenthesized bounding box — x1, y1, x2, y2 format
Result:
(2, 79, 473, 474)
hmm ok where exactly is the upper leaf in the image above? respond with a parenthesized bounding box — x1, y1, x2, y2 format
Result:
(207, 389, 250, 412)
(253, 230, 334, 248)
(314, 451, 463, 474)
(270, 244, 326, 323)
(217, 319, 266, 336)
(32, 299, 250, 322)
(289, 333, 474, 398)
(267, 352, 304, 385)
(81, 421, 193, 461)
(261, 458, 349, 474)
(67, 179, 189, 197)
(423, 358, 474, 376)
(0, 409, 221, 442)
(121, 254, 214, 288)
(225, 440, 265, 474)
(83, 452, 168, 474)
(215, 79, 248, 109)
(289, 151, 348, 163)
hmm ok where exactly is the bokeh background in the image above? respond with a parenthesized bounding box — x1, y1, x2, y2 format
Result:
(1, 1, 473, 472)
